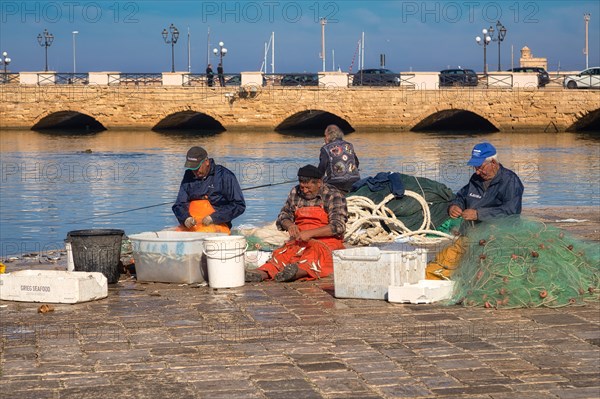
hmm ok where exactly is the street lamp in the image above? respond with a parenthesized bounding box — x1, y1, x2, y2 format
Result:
(1, 52, 11, 83)
(213, 41, 227, 66)
(162, 23, 180, 73)
(475, 26, 493, 75)
(493, 21, 507, 71)
(584, 13, 590, 69)
(37, 29, 54, 72)
(72, 31, 79, 74)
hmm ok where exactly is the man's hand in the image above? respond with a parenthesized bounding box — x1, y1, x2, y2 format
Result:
(202, 215, 213, 226)
(448, 205, 463, 219)
(461, 209, 478, 221)
(184, 217, 196, 229)
(286, 224, 301, 240)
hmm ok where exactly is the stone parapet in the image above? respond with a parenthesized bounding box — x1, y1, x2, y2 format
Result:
(0, 85, 597, 133)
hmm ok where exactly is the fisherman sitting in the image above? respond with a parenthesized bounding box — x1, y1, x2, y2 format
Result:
(245, 164, 348, 282)
(426, 142, 524, 279)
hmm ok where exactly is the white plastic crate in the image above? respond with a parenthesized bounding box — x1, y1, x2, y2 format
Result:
(0, 270, 108, 304)
(129, 231, 225, 284)
(388, 280, 455, 304)
(333, 243, 430, 300)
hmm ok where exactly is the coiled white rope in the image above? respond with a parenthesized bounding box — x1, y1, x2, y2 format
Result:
(345, 191, 455, 246)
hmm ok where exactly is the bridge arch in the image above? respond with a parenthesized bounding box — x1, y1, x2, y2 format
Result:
(275, 109, 354, 134)
(152, 109, 226, 133)
(31, 110, 106, 132)
(566, 108, 600, 132)
(411, 109, 499, 133)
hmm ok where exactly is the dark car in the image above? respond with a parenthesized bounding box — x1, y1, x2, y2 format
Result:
(352, 68, 401, 86)
(225, 74, 241, 86)
(439, 69, 479, 87)
(280, 73, 319, 86)
(225, 74, 266, 87)
(508, 67, 550, 87)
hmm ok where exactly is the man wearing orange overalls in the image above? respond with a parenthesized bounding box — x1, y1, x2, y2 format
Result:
(172, 146, 245, 234)
(245, 165, 348, 282)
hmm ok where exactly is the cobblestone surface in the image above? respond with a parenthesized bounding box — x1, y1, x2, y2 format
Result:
(1, 208, 599, 398)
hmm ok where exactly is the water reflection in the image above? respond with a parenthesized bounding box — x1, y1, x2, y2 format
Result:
(0, 129, 598, 256)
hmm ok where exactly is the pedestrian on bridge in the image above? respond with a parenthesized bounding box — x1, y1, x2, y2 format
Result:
(217, 63, 225, 87)
(206, 64, 214, 87)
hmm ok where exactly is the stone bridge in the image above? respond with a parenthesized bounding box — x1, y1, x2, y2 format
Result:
(1, 84, 598, 133)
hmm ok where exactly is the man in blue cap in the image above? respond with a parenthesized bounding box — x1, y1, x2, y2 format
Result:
(427, 142, 524, 279)
(449, 142, 524, 222)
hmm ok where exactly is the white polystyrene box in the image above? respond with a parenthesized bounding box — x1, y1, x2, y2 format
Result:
(129, 231, 225, 284)
(0, 270, 108, 303)
(388, 280, 455, 304)
(333, 243, 430, 300)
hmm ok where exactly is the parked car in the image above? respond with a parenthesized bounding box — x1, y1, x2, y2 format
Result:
(352, 68, 401, 86)
(507, 67, 550, 86)
(439, 69, 478, 87)
(225, 74, 266, 87)
(563, 67, 600, 89)
(280, 73, 319, 86)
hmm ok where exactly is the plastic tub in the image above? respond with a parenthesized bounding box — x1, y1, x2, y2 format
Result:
(129, 231, 224, 284)
(67, 229, 125, 284)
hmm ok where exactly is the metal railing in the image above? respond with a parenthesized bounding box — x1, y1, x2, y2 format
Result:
(482, 74, 513, 88)
(55, 73, 89, 85)
(349, 72, 401, 87)
(108, 73, 162, 86)
(5, 71, 597, 90)
(182, 73, 240, 87)
(0, 73, 19, 84)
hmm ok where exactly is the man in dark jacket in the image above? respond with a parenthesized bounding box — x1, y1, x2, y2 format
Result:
(317, 124, 360, 193)
(427, 142, 524, 279)
(449, 142, 523, 222)
(172, 146, 245, 234)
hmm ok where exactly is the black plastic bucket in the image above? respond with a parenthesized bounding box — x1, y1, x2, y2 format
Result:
(67, 229, 125, 284)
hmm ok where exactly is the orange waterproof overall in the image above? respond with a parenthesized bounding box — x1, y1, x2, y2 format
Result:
(258, 206, 344, 280)
(176, 200, 230, 234)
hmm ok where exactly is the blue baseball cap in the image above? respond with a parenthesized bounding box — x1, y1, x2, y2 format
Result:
(467, 143, 496, 167)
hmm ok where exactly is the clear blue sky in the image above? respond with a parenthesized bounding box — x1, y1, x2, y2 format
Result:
(1, 1, 599, 73)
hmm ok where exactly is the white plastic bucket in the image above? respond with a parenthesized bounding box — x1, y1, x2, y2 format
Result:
(203, 235, 247, 288)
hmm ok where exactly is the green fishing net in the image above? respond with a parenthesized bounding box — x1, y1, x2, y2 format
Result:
(348, 173, 455, 231)
(450, 217, 600, 309)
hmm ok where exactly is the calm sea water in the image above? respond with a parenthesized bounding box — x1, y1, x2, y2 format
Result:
(1, 129, 599, 257)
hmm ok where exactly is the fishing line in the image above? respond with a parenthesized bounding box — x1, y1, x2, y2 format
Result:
(67, 179, 297, 224)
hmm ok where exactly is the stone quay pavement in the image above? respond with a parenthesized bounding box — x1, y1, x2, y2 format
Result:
(1, 207, 599, 399)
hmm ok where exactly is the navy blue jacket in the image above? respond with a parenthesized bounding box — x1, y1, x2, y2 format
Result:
(451, 164, 523, 221)
(172, 159, 246, 227)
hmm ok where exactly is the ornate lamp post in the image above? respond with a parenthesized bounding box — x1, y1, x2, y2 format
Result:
(1, 52, 11, 83)
(475, 26, 493, 75)
(493, 21, 507, 71)
(37, 29, 54, 72)
(162, 23, 180, 73)
(213, 41, 227, 66)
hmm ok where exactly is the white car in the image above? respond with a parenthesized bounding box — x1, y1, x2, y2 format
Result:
(563, 67, 600, 89)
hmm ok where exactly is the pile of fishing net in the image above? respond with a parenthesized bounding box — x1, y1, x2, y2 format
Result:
(235, 222, 287, 251)
(348, 173, 455, 231)
(450, 217, 600, 308)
